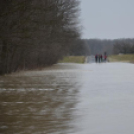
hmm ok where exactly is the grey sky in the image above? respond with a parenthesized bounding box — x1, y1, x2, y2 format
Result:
(80, 0, 134, 39)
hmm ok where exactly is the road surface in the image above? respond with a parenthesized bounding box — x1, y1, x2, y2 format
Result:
(0, 61, 134, 134)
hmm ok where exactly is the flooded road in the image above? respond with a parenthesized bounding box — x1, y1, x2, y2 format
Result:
(0, 62, 134, 134)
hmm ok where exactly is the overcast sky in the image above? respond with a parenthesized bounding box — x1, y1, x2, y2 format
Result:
(80, 0, 134, 39)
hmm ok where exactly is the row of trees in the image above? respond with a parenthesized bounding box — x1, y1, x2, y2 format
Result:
(69, 38, 134, 56)
(69, 39, 90, 56)
(84, 39, 114, 55)
(69, 39, 114, 56)
(113, 39, 134, 54)
(0, 0, 81, 74)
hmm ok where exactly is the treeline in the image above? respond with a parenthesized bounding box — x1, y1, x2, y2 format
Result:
(69, 39, 114, 56)
(69, 38, 134, 56)
(84, 39, 114, 55)
(113, 39, 134, 54)
(0, 0, 80, 74)
(69, 39, 90, 56)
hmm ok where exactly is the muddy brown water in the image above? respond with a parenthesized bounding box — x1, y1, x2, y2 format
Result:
(0, 63, 134, 134)
(0, 64, 83, 134)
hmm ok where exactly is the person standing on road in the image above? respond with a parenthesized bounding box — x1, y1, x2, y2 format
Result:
(104, 55, 107, 62)
(95, 54, 98, 63)
(104, 52, 107, 62)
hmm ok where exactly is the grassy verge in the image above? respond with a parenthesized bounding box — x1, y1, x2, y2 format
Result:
(59, 56, 86, 64)
(109, 54, 134, 63)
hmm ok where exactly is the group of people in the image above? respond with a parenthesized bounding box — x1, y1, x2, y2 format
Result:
(95, 54, 107, 63)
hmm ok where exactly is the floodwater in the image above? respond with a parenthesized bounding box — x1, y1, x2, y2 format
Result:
(0, 62, 134, 134)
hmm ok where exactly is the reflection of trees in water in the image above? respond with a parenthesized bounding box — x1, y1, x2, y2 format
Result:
(0, 71, 80, 89)
(0, 72, 80, 134)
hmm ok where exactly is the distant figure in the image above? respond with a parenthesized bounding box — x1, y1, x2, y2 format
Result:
(95, 54, 98, 63)
(104, 55, 107, 62)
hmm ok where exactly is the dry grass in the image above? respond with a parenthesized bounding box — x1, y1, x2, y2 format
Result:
(59, 56, 86, 63)
(109, 54, 134, 63)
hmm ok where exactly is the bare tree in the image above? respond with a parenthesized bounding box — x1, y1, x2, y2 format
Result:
(0, 0, 81, 74)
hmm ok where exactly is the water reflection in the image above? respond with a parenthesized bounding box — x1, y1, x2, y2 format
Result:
(0, 64, 82, 134)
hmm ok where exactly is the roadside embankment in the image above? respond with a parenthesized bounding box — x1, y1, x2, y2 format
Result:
(109, 54, 134, 63)
(59, 56, 86, 63)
